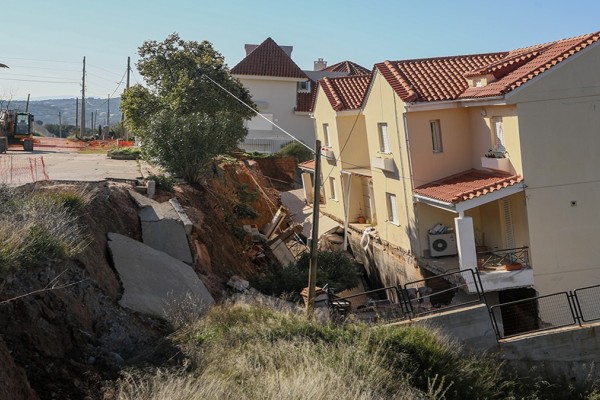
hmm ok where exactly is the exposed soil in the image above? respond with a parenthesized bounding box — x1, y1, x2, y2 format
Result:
(0, 157, 288, 399)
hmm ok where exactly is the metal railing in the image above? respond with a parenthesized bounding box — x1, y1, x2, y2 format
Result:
(490, 292, 579, 339)
(573, 285, 600, 323)
(239, 138, 293, 154)
(327, 268, 486, 324)
(477, 246, 530, 269)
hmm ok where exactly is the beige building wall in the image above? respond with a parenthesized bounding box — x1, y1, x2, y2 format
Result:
(238, 77, 315, 146)
(362, 71, 415, 252)
(312, 87, 369, 224)
(508, 42, 600, 295)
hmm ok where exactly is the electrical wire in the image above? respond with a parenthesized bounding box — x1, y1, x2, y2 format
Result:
(201, 73, 315, 154)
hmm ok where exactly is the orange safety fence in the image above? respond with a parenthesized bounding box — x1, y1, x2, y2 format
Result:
(32, 137, 87, 149)
(0, 155, 49, 185)
(88, 139, 135, 148)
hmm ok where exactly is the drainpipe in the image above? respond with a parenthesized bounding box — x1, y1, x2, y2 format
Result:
(342, 171, 352, 251)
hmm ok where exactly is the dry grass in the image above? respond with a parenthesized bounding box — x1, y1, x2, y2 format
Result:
(0, 184, 91, 272)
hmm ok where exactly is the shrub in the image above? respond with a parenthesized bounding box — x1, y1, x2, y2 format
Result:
(250, 250, 362, 300)
(277, 141, 314, 163)
(146, 173, 174, 192)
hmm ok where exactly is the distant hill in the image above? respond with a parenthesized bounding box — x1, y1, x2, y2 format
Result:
(6, 97, 122, 127)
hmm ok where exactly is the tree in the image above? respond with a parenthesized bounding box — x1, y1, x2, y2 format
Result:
(121, 33, 256, 183)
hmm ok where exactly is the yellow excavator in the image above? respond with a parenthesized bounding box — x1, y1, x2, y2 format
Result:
(0, 109, 35, 151)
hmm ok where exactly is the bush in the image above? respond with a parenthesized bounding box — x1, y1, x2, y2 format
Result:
(146, 173, 174, 192)
(250, 250, 362, 300)
(277, 141, 314, 163)
(107, 147, 142, 159)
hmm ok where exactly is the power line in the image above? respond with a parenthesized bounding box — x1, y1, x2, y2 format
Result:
(1, 56, 79, 64)
(0, 77, 79, 84)
(201, 73, 315, 154)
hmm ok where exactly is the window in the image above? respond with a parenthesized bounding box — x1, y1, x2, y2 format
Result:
(329, 177, 337, 200)
(297, 81, 311, 92)
(386, 193, 398, 225)
(378, 123, 391, 153)
(491, 117, 505, 152)
(323, 123, 331, 147)
(430, 120, 443, 153)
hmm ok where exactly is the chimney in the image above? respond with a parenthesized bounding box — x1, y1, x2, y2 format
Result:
(314, 58, 327, 71)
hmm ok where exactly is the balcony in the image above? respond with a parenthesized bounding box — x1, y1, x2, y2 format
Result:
(419, 247, 534, 293)
(371, 156, 395, 172)
(481, 152, 511, 173)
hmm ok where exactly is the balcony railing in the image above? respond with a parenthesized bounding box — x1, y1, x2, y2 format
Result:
(477, 246, 529, 271)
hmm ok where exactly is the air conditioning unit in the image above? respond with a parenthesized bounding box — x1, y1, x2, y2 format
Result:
(428, 233, 458, 257)
(371, 156, 395, 172)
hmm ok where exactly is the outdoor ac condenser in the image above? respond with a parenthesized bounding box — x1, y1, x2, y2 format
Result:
(428, 233, 458, 257)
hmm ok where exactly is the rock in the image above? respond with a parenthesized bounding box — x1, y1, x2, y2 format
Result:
(227, 276, 250, 292)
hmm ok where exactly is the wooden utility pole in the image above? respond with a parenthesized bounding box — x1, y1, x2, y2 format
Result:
(306, 140, 322, 318)
(123, 56, 130, 140)
(58, 111, 62, 138)
(75, 98, 79, 137)
(106, 94, 110, 127)
(81, 57, 86, 138)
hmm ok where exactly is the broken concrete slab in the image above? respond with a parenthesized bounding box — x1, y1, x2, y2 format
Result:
(107, 232, 214, 317)
(128, 188, 158, 209)
(169, 198, 192, 235)
(142, 218, 193, 264)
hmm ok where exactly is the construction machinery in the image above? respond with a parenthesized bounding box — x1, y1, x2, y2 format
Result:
(0, 109, 35, 151)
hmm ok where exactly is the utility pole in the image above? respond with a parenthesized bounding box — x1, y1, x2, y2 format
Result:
(75, 98, 79, 137)
(107, 93, 110, 130)
(306, 140, 321, 318)
(123, 56, 130, 141)
(81, 57, 86, 138)
(58, 111, 62, 138)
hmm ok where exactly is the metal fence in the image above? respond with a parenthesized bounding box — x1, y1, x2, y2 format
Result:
(239, 137, 294, 154)
(327, 269, 485, 324)
(0, 155, 49, 185)
(573, 285, 600, 323)
(490, 292, 579, 339)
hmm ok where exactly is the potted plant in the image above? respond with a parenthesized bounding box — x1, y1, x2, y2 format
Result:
(481, 149, 510, 172)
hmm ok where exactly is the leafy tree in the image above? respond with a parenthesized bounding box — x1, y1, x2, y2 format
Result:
(121, 33, 256, 183)
(277, 141, 313, 163)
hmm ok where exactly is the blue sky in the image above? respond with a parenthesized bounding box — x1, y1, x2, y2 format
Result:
(2, 0, 599, 100)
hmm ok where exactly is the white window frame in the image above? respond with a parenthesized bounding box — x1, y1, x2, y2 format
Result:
(386, 192, 399, 225)
(323, 123, 331, 147)
(491, 116, 505, 152)
(329, 177, 337, 201)
(430, 120, 443, 153)
(297, 80, 311, 92)
(378, 123, 391, 153)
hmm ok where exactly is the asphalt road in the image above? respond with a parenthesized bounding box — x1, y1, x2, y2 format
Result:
(2, 148, 156, 182)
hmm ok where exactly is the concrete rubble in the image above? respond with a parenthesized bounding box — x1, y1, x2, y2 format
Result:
(107, 232, 214, 317)
(129, 189, 193, 264)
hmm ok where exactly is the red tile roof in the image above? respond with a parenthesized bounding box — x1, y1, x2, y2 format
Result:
(319, 75, 371, 111)
(377, 31, 600, 102)
(298, 159, 315, 171)
(414, 169, 523, 204)
(296, 91, 314, 113)
(323, 61, 370, 76)
(231, 37, 307, 79)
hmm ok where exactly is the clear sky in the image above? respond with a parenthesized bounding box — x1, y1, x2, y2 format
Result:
(2, 0, 599, 100)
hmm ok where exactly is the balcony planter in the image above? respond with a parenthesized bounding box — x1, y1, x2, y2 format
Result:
(481, 156, 511, 173)
(371, 156, 395, 172)
(321, 147, 334, 160)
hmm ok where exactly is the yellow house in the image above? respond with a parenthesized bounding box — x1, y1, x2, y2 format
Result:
(311, 31, 600, 298)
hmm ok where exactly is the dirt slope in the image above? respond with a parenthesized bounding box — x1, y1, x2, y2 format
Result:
(0, 158, 285, 399)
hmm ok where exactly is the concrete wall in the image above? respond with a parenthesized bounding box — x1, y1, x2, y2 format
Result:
(508, 42, 600, 295)
(239, 77, 315, 146)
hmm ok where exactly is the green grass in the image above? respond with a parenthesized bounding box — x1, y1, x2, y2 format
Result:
(106, 301, 600, 400)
